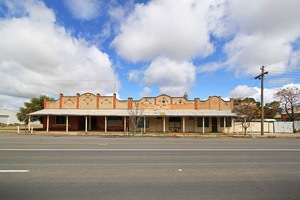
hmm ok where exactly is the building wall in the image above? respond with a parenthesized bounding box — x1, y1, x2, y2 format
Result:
(0, 109, 22, 125)
(42, 93, 236, 133)
(43, 114, 238, 133)
(127, 116, 235, 133)
(45, 93, 233, 111)
(62, 97, 77, 109)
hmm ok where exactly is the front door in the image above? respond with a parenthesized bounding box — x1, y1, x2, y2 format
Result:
(212, 117, 218, 132)
(91, 116, 97, 130)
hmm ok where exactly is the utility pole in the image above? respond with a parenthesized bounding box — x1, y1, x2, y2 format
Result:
(255, 66, 268, 135)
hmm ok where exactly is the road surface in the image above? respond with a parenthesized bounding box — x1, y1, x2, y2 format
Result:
(0, 134, 299, 199)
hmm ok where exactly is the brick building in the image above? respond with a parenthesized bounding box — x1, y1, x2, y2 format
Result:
(29, 93, 238, 133)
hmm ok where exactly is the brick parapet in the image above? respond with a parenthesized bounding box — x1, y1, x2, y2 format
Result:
(59, 93, 63, 109)
(44, 93, 233, 111)
(76, 93, 80, 109)
(128, 98, 133, 109)
(113, 93, 116, 109)
(97, 93, 100, 109)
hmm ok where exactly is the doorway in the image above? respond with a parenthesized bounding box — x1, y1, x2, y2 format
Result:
(91, 116, 97, 130)
(212, 117, 218, 132)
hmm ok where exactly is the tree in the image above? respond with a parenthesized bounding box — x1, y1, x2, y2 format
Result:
(128, 102, 144, 135)
(233, 98, 260, 135)
(17, 95, 53, 125)
(264, 101, 282, 119)
(275, 87, 300, 121)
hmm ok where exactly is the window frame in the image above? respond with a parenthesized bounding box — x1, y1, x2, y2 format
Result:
(107, 116, 123, 126)
(137, 117, 149, 128)
(55, 116, 66, 125)
(220, 117, 232, 127)
(197, 117, 209, 127)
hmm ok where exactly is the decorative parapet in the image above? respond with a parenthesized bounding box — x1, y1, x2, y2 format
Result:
(44, 93, 233, 110)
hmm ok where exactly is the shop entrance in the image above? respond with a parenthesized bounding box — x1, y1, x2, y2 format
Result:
(212, 117, 218, 132)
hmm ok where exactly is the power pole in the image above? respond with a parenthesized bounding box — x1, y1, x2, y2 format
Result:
(255, 66, 268, 135)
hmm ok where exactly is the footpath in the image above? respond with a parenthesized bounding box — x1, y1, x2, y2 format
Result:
(0, 128, 299, 138)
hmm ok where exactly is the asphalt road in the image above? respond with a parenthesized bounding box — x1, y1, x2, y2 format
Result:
(0, 134, 300, 200)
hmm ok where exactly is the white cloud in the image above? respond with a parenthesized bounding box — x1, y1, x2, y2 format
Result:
(139, 87, 152, 98)
(143, 57, 196, 96)
(128, 70, 142, 82)
(229, 84, 300, 104)
(0, 0, 117, 110)
(112, 0, 214, 62)
(0, 95, 30, 112)
(268, 78, 294, 86)
(64, 0, 102, 20)
(196, 62, 224, 73)
(212, 0, 300, 77)
(229, 85, 260, 99)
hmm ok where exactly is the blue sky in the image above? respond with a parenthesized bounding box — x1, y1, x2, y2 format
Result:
(0, 0, 299, 111)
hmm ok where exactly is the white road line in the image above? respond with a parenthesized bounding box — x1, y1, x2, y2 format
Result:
(0, 170, 30, 173)
(0, 149, 300, 151)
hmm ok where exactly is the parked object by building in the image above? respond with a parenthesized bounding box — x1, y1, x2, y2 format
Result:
(0, 109, 22, 125)
(29, 93, 239, 134)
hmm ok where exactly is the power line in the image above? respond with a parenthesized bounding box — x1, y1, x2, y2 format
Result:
(265, 54, 300, 67)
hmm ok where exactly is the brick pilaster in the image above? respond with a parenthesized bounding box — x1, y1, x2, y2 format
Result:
(113, 93, 116, 109)
(76, 93, 80, 109)
(59, 93, 63, 109)
(97, 93, 100, 109)
(44, 98, 47, 109)
(128, 98, 133, 109)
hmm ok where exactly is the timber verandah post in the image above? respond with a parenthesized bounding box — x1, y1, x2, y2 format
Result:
(144, 116, 146, 134)
(202, 117, 205, 134)
(124, 116, 127, 133)
(66, 116, 69, 133)
(85, 116, 88, 133)
(46, 115, 49, 132)
(163, 117, 166, 133)
(223, 117, 226, 133)
(182, 117, 185, 133)
(105, 116, 107, 133)
(28, 116, 31, 131)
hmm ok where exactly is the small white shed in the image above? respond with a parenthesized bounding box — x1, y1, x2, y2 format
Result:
(0, 109, 22, 125)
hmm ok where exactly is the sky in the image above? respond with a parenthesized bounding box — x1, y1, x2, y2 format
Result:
(0, 0, 300, 111)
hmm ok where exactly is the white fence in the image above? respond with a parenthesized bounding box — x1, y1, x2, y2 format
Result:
(234, 121, 299, 134)
(234, 122, 274, 134)
(294, 121, 300, 132)
(273, 122, 294, 133)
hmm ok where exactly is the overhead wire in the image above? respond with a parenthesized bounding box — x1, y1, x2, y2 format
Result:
(264, 54, 300, 67)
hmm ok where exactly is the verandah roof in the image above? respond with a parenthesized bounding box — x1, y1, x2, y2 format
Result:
(29, 109, 238, 117)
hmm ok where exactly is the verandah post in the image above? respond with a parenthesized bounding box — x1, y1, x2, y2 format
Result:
(66, 116, 68, 133)
(202, 117, 205, 134)
(105, 116, 107, 133)
(85, 116, 88, 133)
(163, 117, 166, 133)
(46, 115, 49, 132)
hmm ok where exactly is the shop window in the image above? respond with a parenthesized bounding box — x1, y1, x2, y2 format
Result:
(197, 117, 209, 127)
(169, 117, 181, 122)
(226, 117, 232, 127)
(169, 117, 181, 129)
(55, 116, 66, 125)
(220, 117, 232, 127)
(137, 117, 149, 128)
(108, 116, 122, 126)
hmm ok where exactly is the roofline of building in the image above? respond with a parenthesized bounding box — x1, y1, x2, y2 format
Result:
(29, 109, 239, 117)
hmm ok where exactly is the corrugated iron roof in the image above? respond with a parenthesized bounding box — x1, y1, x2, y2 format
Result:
(29, 109, 238, 117)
